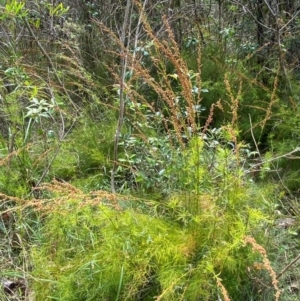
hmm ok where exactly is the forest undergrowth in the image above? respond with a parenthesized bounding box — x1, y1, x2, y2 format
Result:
(1, 1, 300, 300)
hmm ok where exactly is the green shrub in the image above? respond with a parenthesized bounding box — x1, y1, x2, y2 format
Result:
(50, 114, 116, 189)
(266, 104, 300, 191)
(31, 199, 193, 300)
(30, 134, 277, 300)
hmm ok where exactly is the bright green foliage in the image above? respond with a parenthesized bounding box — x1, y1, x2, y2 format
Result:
(30, 133, 273, 300)
(31, 200, 192, 300)
(46, 2, 69, 17)
(1, 0, 27, 19)
(161, 135, 274, 299)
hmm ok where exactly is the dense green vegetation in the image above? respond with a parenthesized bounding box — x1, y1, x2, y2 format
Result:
(1, 0, 300, 300)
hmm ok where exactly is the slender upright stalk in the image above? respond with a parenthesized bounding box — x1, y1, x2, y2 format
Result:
(111, 0, 132, 193)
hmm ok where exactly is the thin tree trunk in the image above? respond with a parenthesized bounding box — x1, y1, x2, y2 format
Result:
(111, 0, 132, 193)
